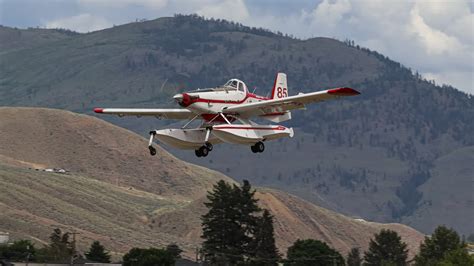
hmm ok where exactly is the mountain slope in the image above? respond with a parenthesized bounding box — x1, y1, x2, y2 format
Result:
(0, 15, 472, 234)
(0, 107, 229, 201)
(0, 107, 424, 259)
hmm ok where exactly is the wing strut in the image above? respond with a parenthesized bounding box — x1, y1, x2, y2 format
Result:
(181, 114, 200, 129)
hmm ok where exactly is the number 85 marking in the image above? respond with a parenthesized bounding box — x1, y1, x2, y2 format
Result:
(277, 87, 288, 98)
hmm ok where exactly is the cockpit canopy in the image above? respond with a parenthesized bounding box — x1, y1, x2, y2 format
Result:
(223, 79, 248, 92)
(189, 78, 248, 93)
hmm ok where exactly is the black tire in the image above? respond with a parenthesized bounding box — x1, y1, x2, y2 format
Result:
(206, 142, 213, 151)
(200, 146, 209, 157)
(251, 145, 258, 153)
(195, 149, 202, 157)
(256, 141, 265, 153)
(149, 146, 157, 156)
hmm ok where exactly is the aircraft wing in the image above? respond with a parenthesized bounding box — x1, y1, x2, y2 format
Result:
(222, 87, 360, 118)
(93, 108, 195, 119)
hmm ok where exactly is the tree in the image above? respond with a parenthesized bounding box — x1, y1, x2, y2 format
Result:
(201, 180, 245, 264)
(363, 229, 408, 266)
(239, 179, 262, 257)
(123, 247, 175, 266)
(165, 243, 182, 259)
(347, 247, 362, 266)
(85, 241, 111, 263)
(251, 209, 280, 265)
(438, 248, 474, 266)
(414, 225, 467, 266)
(0, 240, 36, 261)
(47, 228, 72, 261)
(201, 179, 262, 265)
(285, 239, 345, 266)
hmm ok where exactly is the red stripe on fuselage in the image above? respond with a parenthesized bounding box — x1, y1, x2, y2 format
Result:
(190, 93, 270, 105)
(214, 126, 287, 130)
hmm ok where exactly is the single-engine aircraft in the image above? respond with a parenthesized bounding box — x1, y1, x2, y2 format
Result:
(94, 73, 360, 157)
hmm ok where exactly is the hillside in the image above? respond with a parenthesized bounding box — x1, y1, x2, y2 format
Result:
(0, 107, 229, 201)
(0, 107, 424, 259)
(0, 15, 472, 235)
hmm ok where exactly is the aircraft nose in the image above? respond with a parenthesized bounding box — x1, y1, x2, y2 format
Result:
(173, 94, 183, 101)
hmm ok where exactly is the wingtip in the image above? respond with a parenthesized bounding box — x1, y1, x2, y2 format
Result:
(328, 87, 360, 96)
(93, 108, 104, 113)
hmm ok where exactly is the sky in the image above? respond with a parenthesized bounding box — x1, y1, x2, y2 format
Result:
(0, 0, 472, 94)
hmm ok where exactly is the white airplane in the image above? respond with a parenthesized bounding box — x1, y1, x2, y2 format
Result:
(94, 73, 360, 157)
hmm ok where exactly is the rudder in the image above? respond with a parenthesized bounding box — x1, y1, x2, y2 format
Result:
(271, 72, 288, 99)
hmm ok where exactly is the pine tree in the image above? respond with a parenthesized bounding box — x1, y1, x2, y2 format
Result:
(251, 209, 280, 265)
(286, 239, 345, 266)
(85, 241, 111, 263)
(201, 180, 263, 265)
(123, 247, 175, 266)
(363, 229, 408, 266)
(414, 225, 467, 265)
(201, 180, 246, 264)
(238, 179, 261, 257)
(347, 247, 362, 266)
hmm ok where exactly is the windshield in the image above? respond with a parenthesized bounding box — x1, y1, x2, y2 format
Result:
(187, 79, 244, 93)
(223, 80, 239, 90)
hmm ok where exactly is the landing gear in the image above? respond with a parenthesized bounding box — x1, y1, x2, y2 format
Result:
(251, 141, 265, 153)
(195, 145, 210, 157)
(195, 127, 213, 158)
(149, 146, 157, 156)
(205, 142, 213, 151)
(148, 131, 157, 156)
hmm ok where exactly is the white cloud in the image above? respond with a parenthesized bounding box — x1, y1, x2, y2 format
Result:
(45, 13, 112, 32)
(409, 5, 465, 56)
(245, 0, 473, 94)
(78, 0, 167, 10)
(424, 71, 473, 91)
(308, 0, 351, 30)
(195, 0, 249, 22)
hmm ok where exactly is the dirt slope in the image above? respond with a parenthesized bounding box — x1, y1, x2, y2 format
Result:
(0, 107, 424, 259)
(0, 107, 231, 201)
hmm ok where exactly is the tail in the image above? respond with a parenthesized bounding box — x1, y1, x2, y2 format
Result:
(271, 72, 288, 99)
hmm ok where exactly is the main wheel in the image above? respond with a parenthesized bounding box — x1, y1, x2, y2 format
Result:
(149, 146, 157, 156)
(206, 142, 213, 151)
(199, 146, 209, 157)
(256, 141, 265, 153)
(251, 145, 258, 153)
(195, 149, 202, 157)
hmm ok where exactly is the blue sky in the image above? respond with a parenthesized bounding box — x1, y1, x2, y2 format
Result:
(0, 0, 472, 94)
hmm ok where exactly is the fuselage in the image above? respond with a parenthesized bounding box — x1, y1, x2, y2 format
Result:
(173, 79, 270, 122)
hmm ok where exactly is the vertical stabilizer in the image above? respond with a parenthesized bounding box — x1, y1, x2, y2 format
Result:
(271, 73, 288, 99)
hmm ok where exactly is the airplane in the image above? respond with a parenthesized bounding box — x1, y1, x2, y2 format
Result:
(94, 73, 360, 157)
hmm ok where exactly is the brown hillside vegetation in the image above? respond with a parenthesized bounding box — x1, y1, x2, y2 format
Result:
(0, 107, 423, 258)
(0, 107, 231, 201)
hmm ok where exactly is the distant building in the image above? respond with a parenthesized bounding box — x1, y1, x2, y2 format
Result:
(0, 232, 9, 244)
